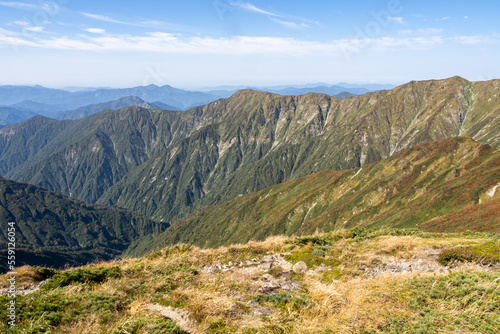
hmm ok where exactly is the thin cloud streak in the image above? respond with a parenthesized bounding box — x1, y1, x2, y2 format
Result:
(269, 17, 298, 28)
(0, 31, 449, 55)
(230, 1, 310, 29)
(81, 12, 200, 34)
(457, 35, 491, 45)
(81, 12, 130, 25)
(230, 2, 278, 17)
(0, 1, 40, 10)
(388, 17, 404, 24)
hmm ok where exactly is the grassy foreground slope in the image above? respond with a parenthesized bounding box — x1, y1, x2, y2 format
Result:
(147, 137, 500, 249)
(1, 229, 498, 333)
(0, 177, 167, 272)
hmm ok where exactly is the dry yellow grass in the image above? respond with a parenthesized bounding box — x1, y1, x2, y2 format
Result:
(2, 231, 499, 333)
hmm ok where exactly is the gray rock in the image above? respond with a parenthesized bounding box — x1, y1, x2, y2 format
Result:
(280, 282, 302, 292)
(293, 261, 308, 273)
(259, 280, 281, 294)
(259, 262, 272, 270)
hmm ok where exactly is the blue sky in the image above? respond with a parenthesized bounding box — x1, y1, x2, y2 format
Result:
(0, 0, 499, 89)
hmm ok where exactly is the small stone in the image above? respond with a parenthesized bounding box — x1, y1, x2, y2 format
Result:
(253, 307, 273, 316)
(259, 280, 281, 294)
(259, 262, 272, 270)
(280, 282, 302, 292)
(293, 261, 308, 273)
(262, 255, 273, 262)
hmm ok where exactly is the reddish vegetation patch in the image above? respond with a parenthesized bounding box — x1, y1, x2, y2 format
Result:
(420, 200, 500, 233)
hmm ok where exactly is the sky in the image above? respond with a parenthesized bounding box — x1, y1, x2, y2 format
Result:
(0, 0, 499, 89)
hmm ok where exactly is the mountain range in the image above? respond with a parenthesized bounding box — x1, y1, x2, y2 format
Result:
(57, 96, 180, 120)
(0, 84, 217, 111)
(0, 83, 383, 127)
(0, 76, 499, 268)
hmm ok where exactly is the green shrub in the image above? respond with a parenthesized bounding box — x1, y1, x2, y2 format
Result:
(293, 235, 334, 246)
(438, 242, 500, 266)
(254, 292, 312, 312)
(110, 316, 187, 334)
(285, 248, 339, 268)
(438, 247, 476, 265)
(207, 318, 227, 333)
(389, 271, 500, 332)
(32, 267, 58, 281)
(312, 246, 327, 257)
(44, 266, 122, 289)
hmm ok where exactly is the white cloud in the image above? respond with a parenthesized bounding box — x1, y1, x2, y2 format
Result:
(230, 2, 277, 17)
(458, 35, 490, 45)
(0, 27, 19, 35)
(85, 28, 106, 34)
(0, 30, 448, 55)
(398, 28, 442, 36)
(11, 20, 29, 26)
(464, 16, 469, 19)
(80, 12, 197, 33)
(229, 1, 309, 29)
(0, 1, 39, 10)
(388, 17, 404, 24)
(0, 1, 60, 14)
(81, 12, 129, 25)
(441, 16, 451, 20)
(269, 17, 298, 29)
(25, 26, 44, 32)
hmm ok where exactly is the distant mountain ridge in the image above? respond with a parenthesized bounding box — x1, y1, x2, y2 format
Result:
(0, 83, 372, 127)
(0, 107, 37, 127)
(57, 96, 180, 120)
(0, 84, 218, 111)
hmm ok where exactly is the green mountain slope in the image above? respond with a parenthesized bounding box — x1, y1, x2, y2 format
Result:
(1, 77, 500, 224)
(0, 108, 188, 203)
(142, 137, 500, 249)
(98, 77, 500, 222)
(0, 176, 167, 272)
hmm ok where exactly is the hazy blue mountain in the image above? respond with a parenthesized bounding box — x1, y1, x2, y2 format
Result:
(68, 85, 220, 110)
(56, 96, 180, 120)
(0, 85, 72, 106)
(0, 107, 38, 126)
(7, 100, 64, 116)
(269, 85, 367, 96)
(0, 84, 221, 112)
(336, 82, 396, 91)
(62, 86, 113, 92)
(150, 101, 182, 111)
(203, 82, 395, 97)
